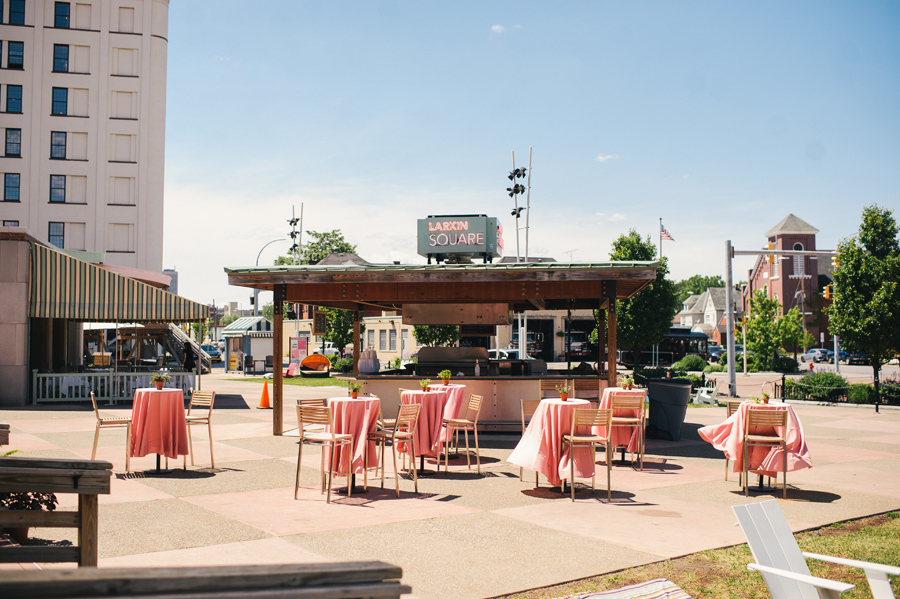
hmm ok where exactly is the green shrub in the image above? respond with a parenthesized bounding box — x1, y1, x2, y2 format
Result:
(717, 352, 757, 372)
(704, 363, 727, 373)
(634, 367, 668, 382)
(683, 373, 703, 391)
(672, 355, 707, 373)
(332, 357, 353, 373)
(774, 356, 799, 373)
(784, 372, 849, 401)
(847, 383, 877, 404)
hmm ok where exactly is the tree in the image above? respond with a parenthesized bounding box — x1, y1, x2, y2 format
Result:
(776, 306, 804, 358)
(603, 230, 679, 370)
(220, 313, 240, 327)
(323, 308, 364, 354)
(261, 302, 274, 322)
(274, 229, 357, 265)
(828, 205, 900, 405)
(744, 290, 782, 371)
(674, 274, 725, 304)
(412, 325, 459, 347)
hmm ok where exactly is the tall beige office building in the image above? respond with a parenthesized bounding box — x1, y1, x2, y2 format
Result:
(1, 0, 169, 272)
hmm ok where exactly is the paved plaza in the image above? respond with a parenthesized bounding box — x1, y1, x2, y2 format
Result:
(2, 372, 899, 598)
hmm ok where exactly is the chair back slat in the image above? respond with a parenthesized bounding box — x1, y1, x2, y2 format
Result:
(572, 378, 601, 398)
(571, 407, 612, 431)
(727, 400, 742, 418)
(520, 399, 541, 432)
(732, 501, 818, 599)
(297, 405, 332, 428)
(189, 390, 215, 415)
(464, 394, 483, 422)
(610, 394, 643, 412)
(90, 391, 101, 420)
(396, 403, 420, 432)
(298, 398, 328, 407)
(746, 408, 787, 429)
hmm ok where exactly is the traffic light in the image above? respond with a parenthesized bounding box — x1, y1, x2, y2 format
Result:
(823, 284, 833, 300)
(832, 255, 839, 269)
(765, 243, 775, 264)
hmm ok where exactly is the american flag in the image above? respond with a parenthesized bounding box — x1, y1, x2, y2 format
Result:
(660, 223, 674, 242)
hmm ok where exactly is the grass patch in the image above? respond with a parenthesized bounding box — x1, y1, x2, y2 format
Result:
(235, 377, 348, 388)
(496, 511, 900, 599)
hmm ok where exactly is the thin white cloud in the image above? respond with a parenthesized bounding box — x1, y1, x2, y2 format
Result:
(595, 153, 620, 162)
(491, 25, 504, 33)
(609, 213, 627, 222)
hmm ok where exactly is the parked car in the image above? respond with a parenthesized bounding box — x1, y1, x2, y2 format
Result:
(200, 343, 222, 362)
(707, 344, 723, 361)
(800, 348, 830, 363)
(847, 351, 871, 365)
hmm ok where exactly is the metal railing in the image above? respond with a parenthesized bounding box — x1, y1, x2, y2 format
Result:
(31, 370, 197, 405)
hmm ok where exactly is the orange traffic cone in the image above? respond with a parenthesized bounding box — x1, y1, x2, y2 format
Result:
(258, 381, 271, 409)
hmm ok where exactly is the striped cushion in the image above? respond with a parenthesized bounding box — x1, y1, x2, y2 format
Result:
(557, 578, 692, 599)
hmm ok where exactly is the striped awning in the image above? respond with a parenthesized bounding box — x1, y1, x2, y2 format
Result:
(29, 243, 208, 323)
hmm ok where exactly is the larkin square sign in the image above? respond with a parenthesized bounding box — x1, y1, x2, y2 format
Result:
(416, 215, 503, 264)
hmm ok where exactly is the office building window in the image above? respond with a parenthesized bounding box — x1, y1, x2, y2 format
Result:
(53, 44, 68, 72)
(50, 175, 66, 202)
(52, 87, 67, 115)
(49, 222, 64, 248)
(55, 2, 70, 28)
(3, 220, 20, 226)
(379, 330, 387, 351)
(6, 85, 22, 113)
(367, 329, 374, 349)
(389, 329, 397, 351)
(5, 128, 21, 157)
(50, 131, 66, 158)
(9, 1, 25, 25)
(8, 41, 23, 69)
(4, 173, 20, 201)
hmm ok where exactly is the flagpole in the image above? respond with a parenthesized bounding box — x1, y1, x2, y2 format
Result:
(659, 218, 663, 259)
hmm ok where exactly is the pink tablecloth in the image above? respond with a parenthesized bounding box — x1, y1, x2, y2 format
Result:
(599, 387, 647, 453)
(130, 388, 188, 459)
(401, 389, 447, 457)
(508, 398, 592, 487)
(428, 383, 468, 444)
(326, 396, 380, 474)
(698, 401, 812, 477)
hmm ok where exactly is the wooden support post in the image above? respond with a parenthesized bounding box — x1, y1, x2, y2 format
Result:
(78, 494, 98, 567)
(273, 285, 285, 436)
(353, 310, 361, 378)
(604, 282, 617, 388)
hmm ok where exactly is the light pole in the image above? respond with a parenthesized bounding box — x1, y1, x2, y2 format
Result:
(254, 238, 286, 317)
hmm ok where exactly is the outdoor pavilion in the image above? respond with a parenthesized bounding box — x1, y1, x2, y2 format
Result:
(225, 261, 660, 435)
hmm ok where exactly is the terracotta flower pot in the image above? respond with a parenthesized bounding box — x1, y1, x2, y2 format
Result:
(560, 393, 568, 401)
(350, 391, 358, 399)
(154, 381, 164, 390)
(442, 379, 450, 386)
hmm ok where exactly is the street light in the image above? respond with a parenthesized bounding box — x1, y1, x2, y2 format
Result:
(254, 238, 286, 317)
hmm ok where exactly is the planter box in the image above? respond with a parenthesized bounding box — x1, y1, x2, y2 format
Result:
(645, 378, 693, 441)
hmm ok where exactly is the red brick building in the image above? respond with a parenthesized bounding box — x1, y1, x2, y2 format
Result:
(742, 214, 834, 350)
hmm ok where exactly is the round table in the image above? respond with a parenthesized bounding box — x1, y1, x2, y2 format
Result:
(131, 387, 189, 473)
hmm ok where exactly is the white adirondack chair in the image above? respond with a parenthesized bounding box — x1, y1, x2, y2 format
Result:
(733, 500, 900, 599)
(695, 380, 718, 405)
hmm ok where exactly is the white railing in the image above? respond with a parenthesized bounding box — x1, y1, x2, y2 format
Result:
(31, 370, 197, 405)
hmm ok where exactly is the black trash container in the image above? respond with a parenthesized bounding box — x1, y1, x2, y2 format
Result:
(645, 378, 693, 441)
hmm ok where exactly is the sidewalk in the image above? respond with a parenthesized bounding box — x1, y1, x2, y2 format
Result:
(2, 371, 899, 598)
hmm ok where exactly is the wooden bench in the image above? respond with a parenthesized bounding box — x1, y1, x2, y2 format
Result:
(0, 456, 112, 567)
(0, 562, 412, 598)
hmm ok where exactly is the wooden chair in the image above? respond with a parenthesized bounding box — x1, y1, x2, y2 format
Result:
(539, 378, 569, 398)
(743, 407, 788, 498)
(609, 393, 646, 470)
(733, 499, 900, 599)
(90, 391, 131, 472)
(297, 398, 328, 433)
(439, 394, 483, 474)
(561, 408, 612, 501)
(294, 404, 353, 503)
(366, 403, 420, 497)
(572, 378, 601, 402)
(519, 399, 542, 482)
(725, 400, 743, 483)
(184, 390, 216, 468)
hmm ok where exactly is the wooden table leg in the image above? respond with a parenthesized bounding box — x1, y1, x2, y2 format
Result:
(78, 494, 99, 567)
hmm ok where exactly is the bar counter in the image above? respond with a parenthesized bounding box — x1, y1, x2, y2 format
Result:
(352, 375, 609, 432)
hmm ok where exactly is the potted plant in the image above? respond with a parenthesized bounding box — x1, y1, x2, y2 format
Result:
(0, 453, 59, 544)
(347, 381, 362, 399)
(556, 383, 571, 401)
(623, 376, 634, 390)
(761, 391, 771, 404)
(150, 371, 172, 390)
(419, 379, 431, 391)
(438, 369, 452, 385)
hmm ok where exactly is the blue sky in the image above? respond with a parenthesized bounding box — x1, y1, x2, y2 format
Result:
(161, 1, 900, 308)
